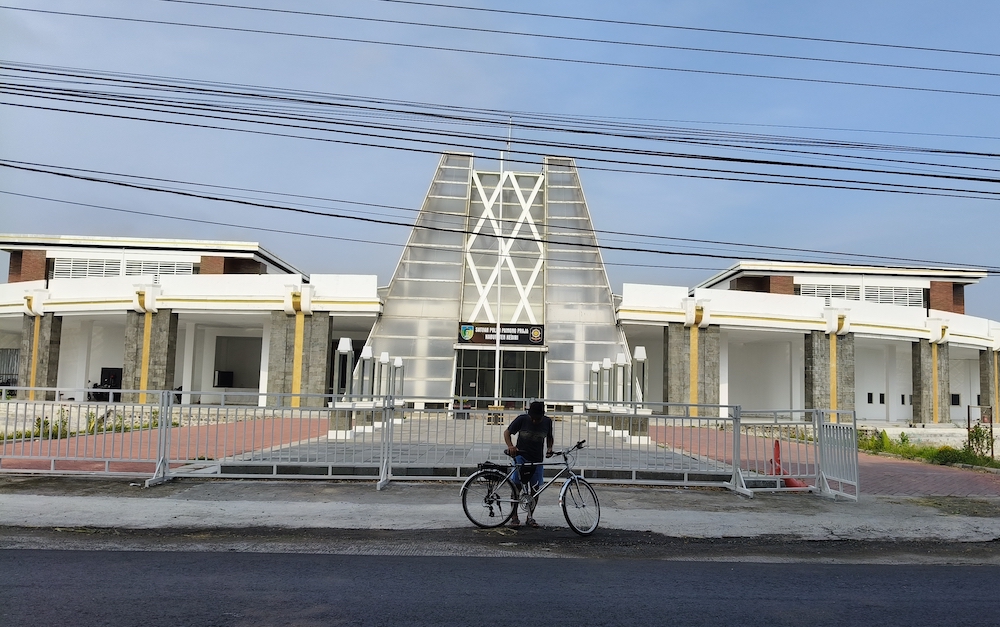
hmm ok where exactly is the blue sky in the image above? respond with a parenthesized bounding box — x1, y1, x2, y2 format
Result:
(1, 1, 998, 317)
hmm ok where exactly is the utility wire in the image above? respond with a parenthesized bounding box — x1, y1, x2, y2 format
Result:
(5, 157, 997, 270)
(378, 0, 1000, 59)
(3, 99, 998, 202)
(4, 98, 998, 201)
(6, 81, 999, 185)
(2, 160, 997, 273)
(2, 5, 1000, 99)
(0, 189, 724, 272)
(156, 0, 1000, 79)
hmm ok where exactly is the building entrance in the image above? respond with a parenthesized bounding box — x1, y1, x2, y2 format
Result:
(454, 349, 544, 408)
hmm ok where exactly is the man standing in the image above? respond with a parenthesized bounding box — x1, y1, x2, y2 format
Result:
(503, 400, 554, 528)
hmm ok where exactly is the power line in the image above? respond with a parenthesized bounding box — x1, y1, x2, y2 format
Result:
(0, 189, 726, 272)
(5, 98, 998, 202)
(6, 80, 999, 185)
(8, 156, 994, 268)
(155, 0, 1000, 79)
(4, 98, 998, 202)
(8, 61, 999, 160)
(378, 0, 1000, 59)
(3, 5, 1000, 99)
(2, 160, 997, 273)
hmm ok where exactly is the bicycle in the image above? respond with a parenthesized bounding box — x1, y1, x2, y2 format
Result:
(460, 440, 600, 536)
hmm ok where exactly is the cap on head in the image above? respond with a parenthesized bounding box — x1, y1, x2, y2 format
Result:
(528, 401, 545, 419)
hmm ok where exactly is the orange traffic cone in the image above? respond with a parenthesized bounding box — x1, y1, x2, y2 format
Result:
(771, 440, 809, 488)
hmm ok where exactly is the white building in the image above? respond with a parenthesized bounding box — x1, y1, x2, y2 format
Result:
(2, 155, 998, 426)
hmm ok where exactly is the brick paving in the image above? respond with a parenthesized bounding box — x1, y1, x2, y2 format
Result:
(859, 452, 1000, 496)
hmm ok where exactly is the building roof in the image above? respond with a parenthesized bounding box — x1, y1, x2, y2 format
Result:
(0, 233, 305, 276)
(696, 261, 988, 290)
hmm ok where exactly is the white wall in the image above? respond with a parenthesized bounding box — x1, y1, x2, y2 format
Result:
(950, 358, 981, 423)
(54, 316, 125, 396)
(728, 335, 803, 410)
(853, 339, 913, 424)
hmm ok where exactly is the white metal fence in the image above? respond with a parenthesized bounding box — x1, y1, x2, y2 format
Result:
(0, 388, 857, 499)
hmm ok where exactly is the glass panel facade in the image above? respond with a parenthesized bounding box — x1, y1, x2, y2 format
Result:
(366, 153, 626, 403)
(454, 349, 544, 407)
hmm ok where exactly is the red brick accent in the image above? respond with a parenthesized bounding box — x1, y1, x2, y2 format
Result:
(768, 275, 794, 295)
(12, 250, 47, 282)
(199, 256, 225, 274)
(929, 281, 956, 313)
(952, 284, 965, 315)
(223, 258, 266, 274)
(7, 251, 22, 282)
(730, 276, 769, 292)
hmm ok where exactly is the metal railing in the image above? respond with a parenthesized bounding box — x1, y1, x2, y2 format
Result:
(1, 388, 857, 498)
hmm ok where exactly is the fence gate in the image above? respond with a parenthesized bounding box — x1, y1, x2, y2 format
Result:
(816, 410, 859, 501)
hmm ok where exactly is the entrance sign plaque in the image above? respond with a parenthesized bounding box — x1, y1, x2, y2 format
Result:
(458, 323, 544, 345)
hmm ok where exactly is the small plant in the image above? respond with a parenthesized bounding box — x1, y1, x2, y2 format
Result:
(966, 424, 994, 459)
(898, 432, 909, 446)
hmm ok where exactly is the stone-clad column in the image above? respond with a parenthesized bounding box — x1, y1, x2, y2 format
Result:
(122, 309, 179, 402)
(979, 349, 998, 423)
(663, 322, 719, 415)
(266, 311, 331, 407)
(804, 331, 855, 411)
(912, 339, 950, 424)
(17, 313, 62, 400)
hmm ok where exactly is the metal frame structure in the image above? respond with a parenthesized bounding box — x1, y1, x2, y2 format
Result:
(1, 386, 858, 500)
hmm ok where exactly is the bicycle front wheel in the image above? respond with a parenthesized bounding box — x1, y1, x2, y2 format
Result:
(462, 470, 517, 528)
(560, 476, 600, 536)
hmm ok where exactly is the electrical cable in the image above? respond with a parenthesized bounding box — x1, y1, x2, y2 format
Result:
(155, 0, 1000, 79)
(2, 161, 997, 273)
(2, 5, 1000, 99)
(377, 0, 1000, 59)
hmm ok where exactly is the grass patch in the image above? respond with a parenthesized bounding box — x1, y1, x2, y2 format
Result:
(859, 425, 1000, 469)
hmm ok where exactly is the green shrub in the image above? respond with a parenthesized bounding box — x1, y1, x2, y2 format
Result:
(930, 446, 966, 465)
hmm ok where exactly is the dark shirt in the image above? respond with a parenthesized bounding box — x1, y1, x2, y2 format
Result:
(507, 413, 553, 463)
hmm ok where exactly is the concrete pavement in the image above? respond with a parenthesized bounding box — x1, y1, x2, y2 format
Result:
(2, 469, 1000, 544)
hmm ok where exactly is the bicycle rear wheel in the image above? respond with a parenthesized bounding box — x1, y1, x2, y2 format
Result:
(462, 470, 517, 528)
(560, 476, 600, 536)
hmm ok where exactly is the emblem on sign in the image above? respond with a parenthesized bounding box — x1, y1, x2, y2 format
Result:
(529, 327, 543, 344)
(460, 324, 475, 341)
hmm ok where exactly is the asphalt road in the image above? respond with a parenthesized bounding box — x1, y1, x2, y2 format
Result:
(2, 550, 998, 627)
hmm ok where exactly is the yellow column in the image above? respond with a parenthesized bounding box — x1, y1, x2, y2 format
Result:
(829, 332, 837, 412)
(931, 342, 940, 424)
(27, 297, 40, 401)
(689, 324, 699, 417)
(290, 293, 304, 408)
(688, 306, 704, 417)
(137, 292, 153, 404)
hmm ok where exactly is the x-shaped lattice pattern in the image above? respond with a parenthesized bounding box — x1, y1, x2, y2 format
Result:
(465, 170, 545, 324)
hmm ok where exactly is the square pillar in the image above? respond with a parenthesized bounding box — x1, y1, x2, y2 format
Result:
(804, 331, 855, 411)
(17, 313, 62, 400)
(980, 349, 998, 423)
(266, 311, 331, 407)
(122, 309, 179, 402)
(664, 322, 719, 415)
(912, 339, 950, 424)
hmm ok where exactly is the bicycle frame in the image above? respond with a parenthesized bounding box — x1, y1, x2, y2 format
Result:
(490, 440, 586, 505)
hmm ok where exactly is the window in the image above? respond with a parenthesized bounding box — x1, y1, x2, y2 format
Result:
(867, 393, 873, 404)
(125, 260, 195, 276)
(51, 258, 122, 279)
(901, 394, 906, 405)
(879, 393, 885, 405)
(864, 286, 925, 308)
(798, 284, 861, 301)
(951, 394, 961, 406)
(454, 349, 544, 408)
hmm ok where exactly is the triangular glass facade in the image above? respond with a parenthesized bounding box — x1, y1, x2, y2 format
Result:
(365, 153, 626, 403)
